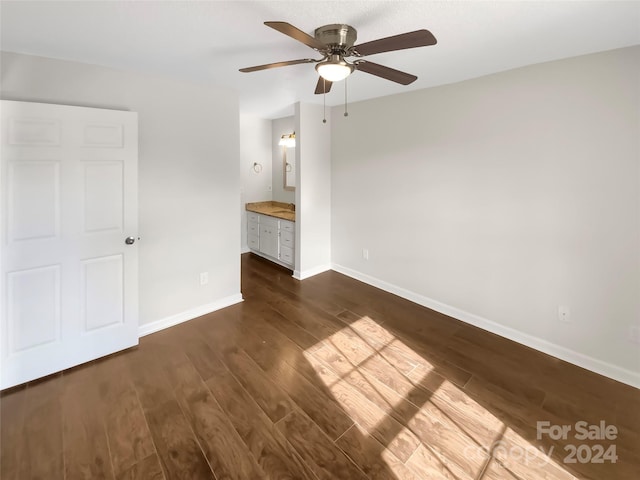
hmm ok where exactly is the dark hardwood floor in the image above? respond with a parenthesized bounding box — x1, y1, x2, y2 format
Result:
(1, 252, 638, 479)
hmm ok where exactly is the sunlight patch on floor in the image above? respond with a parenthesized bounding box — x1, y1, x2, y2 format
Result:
(303, 317, 431, 426)
(302, 314, 578, 479)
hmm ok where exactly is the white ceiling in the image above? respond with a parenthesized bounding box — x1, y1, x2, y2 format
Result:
(2, 1, 639, 119)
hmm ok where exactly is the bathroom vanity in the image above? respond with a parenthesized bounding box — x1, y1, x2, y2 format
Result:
(246, 201, 295, 268)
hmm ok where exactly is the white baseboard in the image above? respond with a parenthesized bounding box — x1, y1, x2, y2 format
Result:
(293, 263, 332, 280)
(138, 293, 244, 338)
(331, 263, 640, 389)
(241, 245, 251, 254)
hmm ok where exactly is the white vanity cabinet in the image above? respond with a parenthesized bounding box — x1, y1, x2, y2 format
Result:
(247, 212, 295, 268)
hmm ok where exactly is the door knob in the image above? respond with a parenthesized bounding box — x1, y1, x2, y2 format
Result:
(125, 236, 136, 245)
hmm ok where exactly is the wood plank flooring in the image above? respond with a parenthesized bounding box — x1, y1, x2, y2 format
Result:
(1, 252, 639, 479)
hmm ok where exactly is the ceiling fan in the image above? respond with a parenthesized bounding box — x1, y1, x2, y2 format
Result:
(240, 22, 437, 94)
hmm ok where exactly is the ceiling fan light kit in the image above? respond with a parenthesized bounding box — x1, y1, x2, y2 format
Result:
(240, 21, 437, 95)
(316, 54, 354, 82)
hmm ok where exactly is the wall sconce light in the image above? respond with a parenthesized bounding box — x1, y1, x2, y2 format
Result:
(278, 132, 296, 148)
(252, 162, 262, 173)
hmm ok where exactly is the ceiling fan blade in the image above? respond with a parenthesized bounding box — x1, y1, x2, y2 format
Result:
(353, 29, 437, 56)
(239, 58, 317, 73)
(355, 61, 417, 85)
(314, 77, 333, 94)
(265, 21, 326, 51)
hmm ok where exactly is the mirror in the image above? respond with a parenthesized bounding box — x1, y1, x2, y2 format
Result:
(283, 146, 295, 190)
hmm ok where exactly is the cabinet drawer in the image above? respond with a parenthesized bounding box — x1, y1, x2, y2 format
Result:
(247, 212, 260, 223)
(280, 245, 294, 265)
(280, 220, 294, 233)
(248, 221, 259, 235)
(280, 230, 294, 248)
(248, 234, 259, 249)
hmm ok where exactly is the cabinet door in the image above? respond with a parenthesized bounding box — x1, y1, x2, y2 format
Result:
(259, 222, 279, 258)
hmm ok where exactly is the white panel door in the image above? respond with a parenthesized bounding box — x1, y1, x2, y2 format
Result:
(0, 100, 138, 389)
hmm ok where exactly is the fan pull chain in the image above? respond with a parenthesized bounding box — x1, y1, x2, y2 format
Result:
(322, 78, 327, 124)
(344, 76, 349, 117)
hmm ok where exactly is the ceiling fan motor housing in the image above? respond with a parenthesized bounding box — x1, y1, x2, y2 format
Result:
(314, 24, 357, 53)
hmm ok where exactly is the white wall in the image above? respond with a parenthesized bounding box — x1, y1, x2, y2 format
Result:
(272, 115, 295, 204)
(1, 52, 242, 329)
(240, 114, 272, 252)
(295, 102, 331, 279)
(330, 46, 640, 385)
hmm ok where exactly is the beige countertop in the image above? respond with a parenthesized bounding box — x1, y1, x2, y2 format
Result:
(246, 201, 295, 222)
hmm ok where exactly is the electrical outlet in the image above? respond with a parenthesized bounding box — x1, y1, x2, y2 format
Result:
(629, 326, 640, 345)
(558, 305, 571, 323)
(362, 248, 369, 260)
(200, 272, 209, 286)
